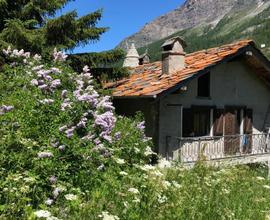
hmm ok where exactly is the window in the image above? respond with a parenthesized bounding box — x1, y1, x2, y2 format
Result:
(183, 108, 210, 137)
(197, 72, 210, 97)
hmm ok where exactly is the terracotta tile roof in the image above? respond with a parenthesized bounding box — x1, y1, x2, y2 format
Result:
(106, 40, 254, 97)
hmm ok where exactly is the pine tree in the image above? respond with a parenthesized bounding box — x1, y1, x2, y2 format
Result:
(0, 0, 127, 80)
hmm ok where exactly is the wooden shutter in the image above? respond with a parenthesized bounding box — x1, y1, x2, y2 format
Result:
(213, 109, 224, 136)
(183, 108, 193, 137)
(244, 109, 253, 134)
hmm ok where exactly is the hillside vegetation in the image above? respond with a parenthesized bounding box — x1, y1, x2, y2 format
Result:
(138, 4, 270, 61)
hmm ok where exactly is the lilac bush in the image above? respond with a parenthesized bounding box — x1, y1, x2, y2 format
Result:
(0, 47, 155, 219)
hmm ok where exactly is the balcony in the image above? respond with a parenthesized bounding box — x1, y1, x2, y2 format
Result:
(169, 133, 270, 166)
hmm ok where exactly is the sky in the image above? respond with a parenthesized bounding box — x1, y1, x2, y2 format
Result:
(59, 0, 185, 53)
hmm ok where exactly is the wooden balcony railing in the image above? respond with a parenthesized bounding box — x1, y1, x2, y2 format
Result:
(170, 134, 270, 163)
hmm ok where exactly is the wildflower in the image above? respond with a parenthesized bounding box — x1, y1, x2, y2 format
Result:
(65, 194, 78, 201)
(158, 195, 167, 204)
(3, 46, 11, 55)
(132, 197, 140, 203)
(256, 176, 265, 181)
(34, 210, 51, 218)
(140, 164, 156, 171)
(52, 187, 62, 199)
(172, 181, 181, 188)
(98, 211, 119, 220)
(83, 65, 90, 73)
(45, 198, 54, 206)
(151, 170, 164, 177)
(162, 181, 172, 189)
(49, 176, 57, 184)
(65, 127, 75, 138)
(119, 171, 128, 176)
(97, 164, 105, 171)
(37, 152, 53, 158)
(39, 99, 54, 105)
(157, 158, 172, 169)
(58, 145, 65, 151)
(263, 185, 270, 189)
(128, 188, 139, 194)
(144, 146, 156, 156)
(115, 158, 125, 165)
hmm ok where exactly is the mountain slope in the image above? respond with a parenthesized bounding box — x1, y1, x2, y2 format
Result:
(118, 0, 270, 53)
(136, 0, 270, 61)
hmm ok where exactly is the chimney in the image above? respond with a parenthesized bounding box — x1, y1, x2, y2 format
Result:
(123, 43, 139, 68)
(161, 36, 187, 74)
(139, 49, 150, 65)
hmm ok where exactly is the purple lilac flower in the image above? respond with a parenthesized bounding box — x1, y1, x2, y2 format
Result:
(94, 112, 116, 140)
(51, 141, 59, 148)
(30, 79, 39, 86)
(77, 117, 88, 128)
(38, 84, 48, 90)
(32, 65, 44, 71)
(97, 96, 115, 111)
(65, 127, 75, 138)
(59, 125, 67, 132)
(53, 48, 68, 62)
(114, 132, 121, 141)
(137, 121, 145, 131)
(50, 67, 61, 74)
(0, 105, 14, 115)
(38, 152, 53, 158)
(50, 79, 61, 89)
(61, 99, 72, 111)
(61, 90, 68, 99)
(94, 138, 101, 145)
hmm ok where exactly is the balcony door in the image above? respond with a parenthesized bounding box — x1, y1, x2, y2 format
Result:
(224, 108, 241, 155)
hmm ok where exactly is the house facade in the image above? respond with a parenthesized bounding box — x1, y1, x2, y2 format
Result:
(107, 37, 270, 162)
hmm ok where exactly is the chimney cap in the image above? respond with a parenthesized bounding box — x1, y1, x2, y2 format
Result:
(139, 49, 150, 59)
(161, 36, 187, 49)
(126, 43, 139, 58)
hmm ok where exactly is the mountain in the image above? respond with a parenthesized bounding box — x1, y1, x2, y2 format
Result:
(117, 0, 270, 60)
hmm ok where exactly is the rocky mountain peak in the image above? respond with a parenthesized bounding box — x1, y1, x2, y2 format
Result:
(117, 0, 266, 50)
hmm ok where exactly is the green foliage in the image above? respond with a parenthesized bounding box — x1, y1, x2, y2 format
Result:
(0, 1, 127, 80)
(68, 49, 128, 82)
(139, 5, 270, 62)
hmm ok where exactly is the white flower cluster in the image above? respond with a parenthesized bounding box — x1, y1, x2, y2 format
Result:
(99, 211, 119, 220)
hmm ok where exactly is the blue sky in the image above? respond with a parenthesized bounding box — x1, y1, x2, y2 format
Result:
(59, 0, 185, 53)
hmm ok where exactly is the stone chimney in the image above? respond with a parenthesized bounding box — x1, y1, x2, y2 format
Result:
(123, 43, 139, 68)
(161, 36, 187, 74)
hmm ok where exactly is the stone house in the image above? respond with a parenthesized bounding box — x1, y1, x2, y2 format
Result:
(106, 37, 270, 163)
